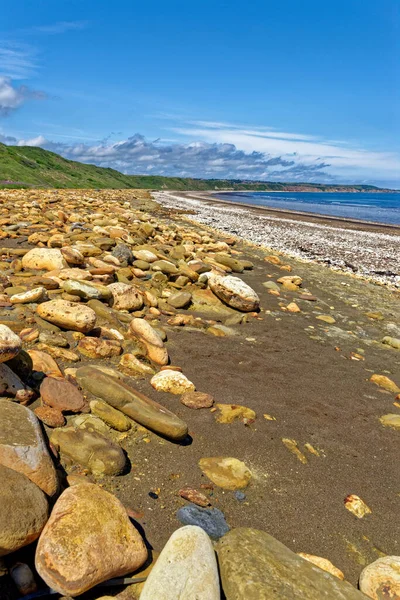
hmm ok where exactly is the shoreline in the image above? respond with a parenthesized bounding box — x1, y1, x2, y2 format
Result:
(153, 190, 400, 287)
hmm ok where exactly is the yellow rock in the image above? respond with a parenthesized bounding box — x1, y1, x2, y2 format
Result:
(215, 403, 256, 424)
(316, 315, 336, 324)
(286, 302, 301, 313)
(198, 456, 252, 490)
(297, 553, 345, 580)
(370, 374, 400, 394)
(344, 494, 372, 519)
(379, 414, 400, 430)
(282, 438, 308, 464)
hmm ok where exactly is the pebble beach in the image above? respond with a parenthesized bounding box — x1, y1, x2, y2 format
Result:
(0, 188, 399, 599)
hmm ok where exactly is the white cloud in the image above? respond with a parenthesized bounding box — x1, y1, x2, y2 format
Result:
(0, 76, 46, 115)
(0, 43, 37, 79)
(18, 21, 88, 35)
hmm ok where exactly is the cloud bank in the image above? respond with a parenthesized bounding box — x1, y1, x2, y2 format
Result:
(0, 76, 46, 115)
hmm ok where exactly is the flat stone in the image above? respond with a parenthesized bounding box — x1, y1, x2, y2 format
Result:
(216, 528, 368, 599)
(208, 274, 259, 312)
(28, 349, 63, 378)
(34, 406, 65, 428)
(177, 505, 229, 540)
(168, 291, 192, 308)
(297, 553, 345, 580)
(129, 317, 164, 347)
(359, 556, 400, 599)
(76, 365, 188, 441)
(119, 354, 155, 376)
(0, 325, 22, 363)
(22, 248, 67, 271)
(0, 464, 48, 556)
(180, 391, 214, 409)
(151, 370, 195, 394)
(316, 315, 336, 324)
(37, 300, 96, 333)
(178, 487, 211, 507)
(50, 426, 126, 476)
(63, 279, 112, 301)
(40, 377, 85, 413)
(0, 400, 58, 496)
(215, 403, 256, 424)
(140, 526, 220, 600)
(262, 281, 280, 291)
(10, 286, 48, 304)
(152, 259, 178, 275)
(35, 483, 147, 596)
(198, 457, 252, 490)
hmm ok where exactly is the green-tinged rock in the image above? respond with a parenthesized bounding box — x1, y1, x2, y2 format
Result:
(216, 528, 368, 599)
(213, 253, 244, 273)
(379, 414, 400, 430)
(90, 400, 132, 431)
(198, 457, 252, 490)
(168, 291, 192, 309)
(382, 336, 400, 350)
(76, 365, 188, 441)
(50, 426, 126, 476)
(62, 279, 112, 301)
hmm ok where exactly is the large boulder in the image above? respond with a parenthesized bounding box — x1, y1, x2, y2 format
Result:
(35, 483, 147, 596)
(0, 400, 58, 496)
(208, 274, 259, 312)
(76, 365, 188, 441)
(0, 325, 22, 363)
(22, 248, 67, 271)
(216, 528, 367, 599)
(0, 464, 48, 556)
(140, 526, 220, 600)
(37, 300, 96, 333)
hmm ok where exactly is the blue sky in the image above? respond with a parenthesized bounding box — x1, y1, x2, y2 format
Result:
(0, 0, 399, 186)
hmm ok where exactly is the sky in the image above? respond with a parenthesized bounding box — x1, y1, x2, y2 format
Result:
(0, 0, 399, 187)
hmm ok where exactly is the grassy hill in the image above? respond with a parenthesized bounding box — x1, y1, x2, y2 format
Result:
(0, 142, 391, 192)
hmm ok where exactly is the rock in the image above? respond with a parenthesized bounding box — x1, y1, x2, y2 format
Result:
(264, 255, 282, 265)
(177, 505, 229, 540)
(28, 349, 63, 378)
(35, 483, 147, 596)
(370, 374, 400, 394)
(216, 528, 366, 599)
(38, 330, 68, 347)
(262, 281, 280, 291)
(0, 400, 58, 495)
(168, 291, 192, 308)
(178, 487, 211, 507)
(151, 370, 195, 394)
(359, 556, 400, 599)
(77, 337, 122, 358)
(297, 553, 345, 580)
(22, 248, 67, 271)
(277, 275, 302, 286)
(0, 363, 34, 402)
(10, 286, 48, 304)
(119, 354, 156, 376)
(198, 457, 252, 490)
(140, 526, 219, 600)
(9, 562, 37, 595)
(112, 243, 133, 264)
(208, 273, 260, 312)
(286, 302, 301, 313)
(379, 413, 400, 430)
(130, 317, 164, 346)
(34, 406, 65, 428)
(0, 324, 22, 363)
(108, 282, 143, 311)
(133, 249, 158, 262)
(50, 427, 126, 476)
(37, 299, 96, 333)
(40, 376, 86, 412)
(76, 366, 188, 441)
(90, 400, 132, 431)
(61, 246, 85, 265)
(316, 315, 336, 324)
(0, 464, 48, 556)
(152, 259, 178, 275)
(63, 279, 112, 301)
(180, 391, 214, 409)
(382, 336, 400, 350)
(344, 494, 372, 518)
(215, 403, 256, 424)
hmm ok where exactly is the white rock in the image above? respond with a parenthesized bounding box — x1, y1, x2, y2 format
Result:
(0, 325, 22, 363)
(22, 248, 67, 271)
(108, 282, 143, 311)
(208, 274, 259, 312)
(140, 526, 220, 600)
(359, 556, 400, 599)
(130, 318, 164, 347)
(10, 287, 48, 304)
(151, 370, 195, 394)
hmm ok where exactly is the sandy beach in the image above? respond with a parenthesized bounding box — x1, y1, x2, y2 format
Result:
(154, 191, 400, 287)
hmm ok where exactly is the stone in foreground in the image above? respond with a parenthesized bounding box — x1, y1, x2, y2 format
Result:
(140, 525, 220, 600)
(0, 464, 48, 556)
(0, 324, 22, 363)
(76, 365, 188, 441)
(0, 400, 58, 496)
(359, 555, 400, 599)
(36, 299, 96, 333)
(199, 456, 252, 490)
(35, 483, 147, 597)
(208, 274, 259, 312)
(216, 528, 368, 599)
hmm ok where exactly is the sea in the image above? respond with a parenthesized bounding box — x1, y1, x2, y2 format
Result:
(213, 191, 400, 226)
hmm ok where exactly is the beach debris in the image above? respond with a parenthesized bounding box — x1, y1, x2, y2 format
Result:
(344, 494, 372, 518)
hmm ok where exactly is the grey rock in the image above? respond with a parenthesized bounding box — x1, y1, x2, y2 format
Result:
(177, 505, 229, 540)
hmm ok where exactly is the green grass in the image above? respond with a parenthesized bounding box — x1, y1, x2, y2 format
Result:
(0, 143, 390, 192)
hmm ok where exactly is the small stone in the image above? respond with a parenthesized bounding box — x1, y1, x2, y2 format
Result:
(151, 370, 195, 394)
(234, 491, 246, 502)
(297, 553, 345, 580)
(22, 248, 67, 271)
(37, 299, 96, 333)
(180, 391, 214, 409)
(199, 457, 252, 490)
(152, 259, 178, 274)
(382, 336, 400, 350)
(40, 377, 86, 412)
(316, 315, 336, 324)
(178, 487, 211, 507)
(168, 291, 192, 308)
(108, 282, 143, 311)
(9, 562, 37, 595)
(129, 317, 164, 347)
(215, 403, 256, 424)
(77, 337, 122, 358)
(286, 302, 301, 313)
(35, 483, 147, 596)
(10, 286, 48, 304)
(63, 279, 112, 301)
(262, 281, 280, 291)
(359, 555, 400, 599)
(140, 526, 219, 600)
(28, 349, 63, 378)
(0, 464, 48, 556)
(379, 414, 400, 430)
(0, 400, 58, 496)
(119, 353, 155, 376)
(34, 406, 65, 428)
(112, 243, 134, 264)
(370, 374, 400, 394)
(277, 275, 302, 286)
(90, 400, 132, 431)
(264, 255, 282, 265)
(344, 494, 372, 518)
(0, 325, 22, 363)
(177, 505, 229, 540)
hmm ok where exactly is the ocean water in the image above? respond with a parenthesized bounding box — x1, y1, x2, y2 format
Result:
(214, 191, 400, 226)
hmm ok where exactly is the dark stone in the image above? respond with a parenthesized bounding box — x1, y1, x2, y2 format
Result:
(177, 505, 229, 540)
